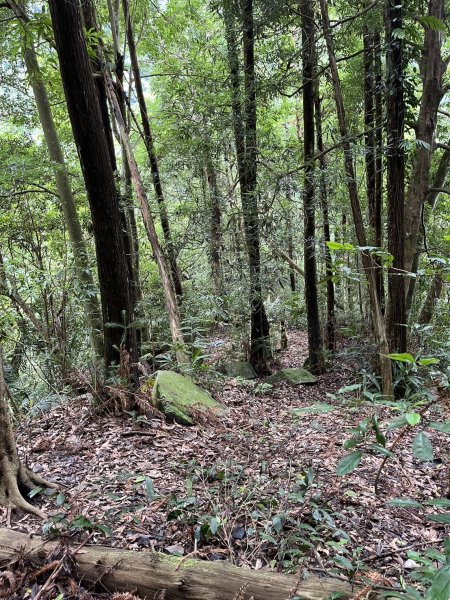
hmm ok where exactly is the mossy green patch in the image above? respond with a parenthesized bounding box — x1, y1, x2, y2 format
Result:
(152, 370, 225, 425)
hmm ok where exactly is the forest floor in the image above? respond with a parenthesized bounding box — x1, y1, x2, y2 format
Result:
(1, 330, 449, 598)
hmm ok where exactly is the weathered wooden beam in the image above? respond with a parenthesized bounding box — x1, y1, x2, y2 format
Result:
(0, 528, 357, 599)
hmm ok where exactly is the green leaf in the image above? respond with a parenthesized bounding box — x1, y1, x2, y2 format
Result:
(272, 515, 283, 533)
(424, 499, 450, 508)
(28, 487, 43, 499)
(336, 451, 363, 476)
(144, 476, 155, 501)
(419, 15, 446, 31)
(368, 443, 394, 457)
(428, 514, 450, 524)
(326, 241, 355, 252)
(386, 352, 415, 363)
(292, 403, 335, 415)
(418, 357, 440, 366)
(333, 555, 353, 571)
(209, 516, 219, 535)
(56, 493, 66, 507)
(387, 414, 409, 430)
(429, 564, 450, 600)
(392, 28, 405, 39)
(413, 432, 434, 461)
(372, 415, 385, 446)
(406, 412, 421, 426)
(429, 421, 450, 435)
(387, 498, 423, 508)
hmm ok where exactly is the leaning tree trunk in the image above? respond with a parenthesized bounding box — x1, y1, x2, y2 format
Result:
(122, 0, 183, 303)
(385, 0, 406, 354)
(48, 0, 138, 372)
(320, 0, 393, 398)
(104, 73, 189, 366)
(0, 347, 57, 518)
(301, 0, 323, 373)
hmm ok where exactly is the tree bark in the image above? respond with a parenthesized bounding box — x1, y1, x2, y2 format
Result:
(0, 347, 57, 518)
(301, 0, 323, 373)
(0, 528, 358, 599)
(314, 90, 335, 352)
(48, 0, 138, 372)
(104, 73, 188, 366)
(122, 0, 183, 303)
(223, 0, 271, 375)
(6, 0, 103, 358)
(319, 0, 393, 398)
(385, 0, 406, 353)
(417, 274, 444, 325)
(404, 0, 447, 280)
(205, 155, 224, 297)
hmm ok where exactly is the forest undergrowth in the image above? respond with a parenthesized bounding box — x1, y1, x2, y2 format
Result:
(1, 331, 449, 599)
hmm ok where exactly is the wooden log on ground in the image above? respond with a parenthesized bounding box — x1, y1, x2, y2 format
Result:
(0, 528, 358, 599)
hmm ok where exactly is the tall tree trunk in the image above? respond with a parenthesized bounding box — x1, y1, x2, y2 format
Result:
(122, 0, 183, 302)
(417, 274, 444, 325)
(404, 0, 447, 280)
(385, 0, 406, 354)
(314, 91, 335, 352)
(205, 156, 224, 297)
(48, 0, 138, 373)
(104, 73, 188, 366)
(223, 0, 271, 375)
(301, 0, 323, 373)
(0, 346, 57, 517)
(374, 31, 385, 309)
(6, 0, 103, 358)
(319, 0, 393, 398)
(406, 139, 450, 313)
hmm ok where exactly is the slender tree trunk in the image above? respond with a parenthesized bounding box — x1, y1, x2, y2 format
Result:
(320, 0, 393, 398)
(406, 139, 450, 313)
(404, 0, 447, 280)
(0, 346, 57, 517)
(122, 0, 183, 302)
(385, 0, 406, 353)
(417, 274, 444, 325)
(301, 0, 323, 373)
(104, 74, 188, 366)
(205, 156, 224, 297)
(223, 0, 271, 375)
(6, 1, 103, 358)
(314, 91, 335, 352)
(48, 0, 138, 373)
(374, 31, 385, 309)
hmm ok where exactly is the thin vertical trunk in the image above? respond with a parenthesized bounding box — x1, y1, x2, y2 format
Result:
(48, 0, 138, 373)
(205, 156, 223, 297)
(223, 0, 271, 375)
(314, 91, 335, 352)
(301, 0, 323, 373)
(122, 0, 183, 302)
(417, 274, 443, 325)
(374, 31, 385, 309)
(104, 74, 188, 366)
(385, 0, 406, 353)
(319, 0, 393, 398)
(6, 0, 103, 358)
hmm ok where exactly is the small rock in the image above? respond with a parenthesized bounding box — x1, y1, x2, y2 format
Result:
(404, 559, 419, 569)
(166, 544, 185, 556)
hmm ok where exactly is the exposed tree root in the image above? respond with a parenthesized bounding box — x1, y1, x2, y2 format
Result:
(0, 458, 58, 519)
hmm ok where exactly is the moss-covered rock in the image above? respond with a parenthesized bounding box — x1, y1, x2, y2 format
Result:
(224, 361, 257, 379)
(152, 371, 225, 425)
(266, 367, 317, 386)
